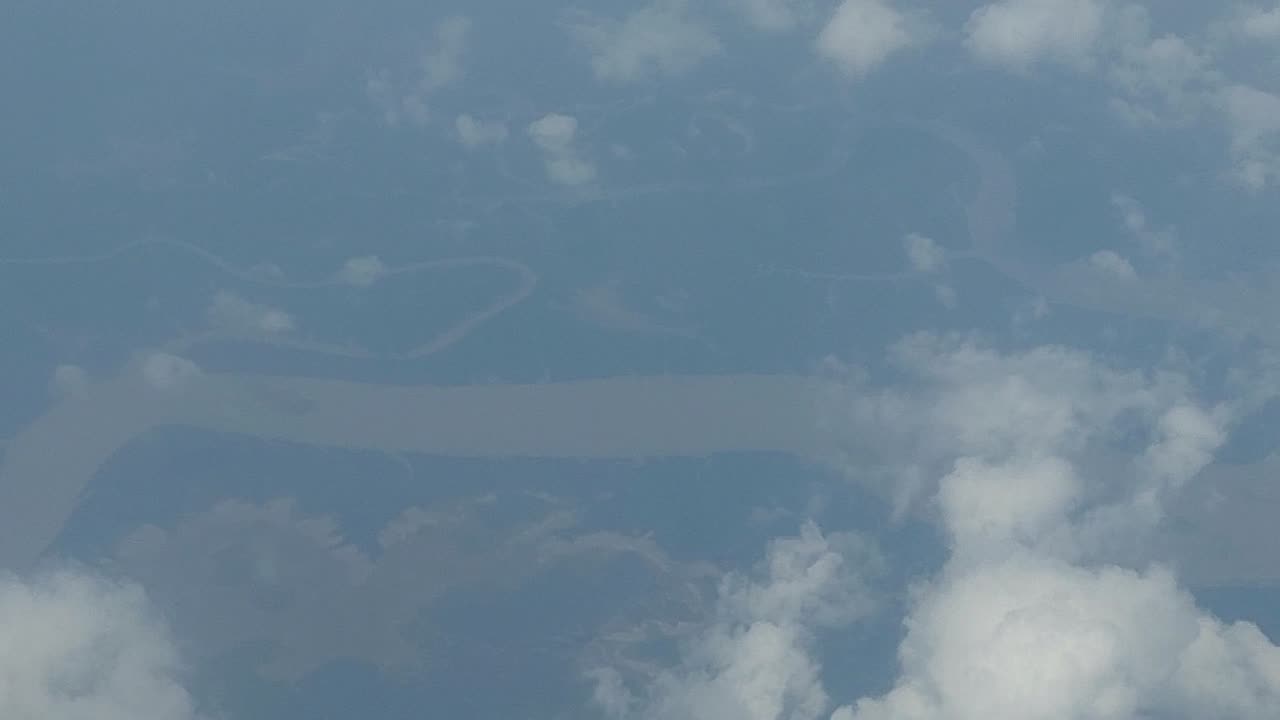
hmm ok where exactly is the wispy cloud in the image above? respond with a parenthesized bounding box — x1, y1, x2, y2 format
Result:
(367, 16, 470, 128)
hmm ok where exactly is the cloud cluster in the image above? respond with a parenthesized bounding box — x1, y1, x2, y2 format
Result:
(590, 523, 880, 720)
(528, 113, 597, 186)
(568, 0, 925, 82)
(0, 569, 206, 720)
(819, 336, 1280, 720)
(965, 1, 1280, 190)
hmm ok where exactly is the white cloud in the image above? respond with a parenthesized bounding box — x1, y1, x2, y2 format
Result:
(821, 338, 1280, 720)
(454, 114, 508, 148)
(208, 290, 295, 334)
(1089, 249, 1138, 279)
(965, 3, 1280, 191)
(1219, 83, 1280, 191)
(816, 0, 924, 78)
(0, 569, 206, 720)
(837, 554, 1280, 720)
(1108, 33, 1220, 127)
(337, 255, 388, 287)
(903, 233, 944, 273)
(140, 352, 202, 391)
(528, 113, 597, 186)
(590, 523, 879, 720)
(936, 455, 1080, 549)
(420, 16, 470, 92)
(964, 0, 1107, 71)
(1234, 4, 1280, 41)
(367, 16, 470, 128)
(568, 2, 721, 83)
(1110, 193, 1178, 263)
(529, 113, 580, 154)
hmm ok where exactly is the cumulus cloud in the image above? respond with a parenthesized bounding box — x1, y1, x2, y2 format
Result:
(903, 233, 944, 274)
(208, 290, 294, 334)
(1232, 3, 1280, 41)
(528, 113, 597, 186)
(367, 16, 470, 128)
(1220, 83, 1280, 191)
(589, 523, 879, 720)
(815, 0, 925, 78)
(0, 569, 206, 720)
(837, 555, 1280, 720)
(964, 0, 1108, 71)
(568, 2, 721, 83)
(1089, 249, 1138, 280)
(818, 336, 1280, 720)
(454, 114, 508, 148)
(529, 113, 579, 153)
(139, 352, 202, 391)
(336, 255, 388, 287)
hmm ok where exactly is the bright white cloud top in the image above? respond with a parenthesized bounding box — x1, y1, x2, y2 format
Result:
(0, 569, 206, 720)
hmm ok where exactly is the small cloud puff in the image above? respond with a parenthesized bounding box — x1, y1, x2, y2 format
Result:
(816, 0, 927, 78)
(140, 352, 202, 391)
(903, 233, 945, 273)
(208, 290, 295, 334)
(337, 255, 388, 287)
(455, 114, 508, 148)
(1089, 249, 1138, 279)
(528, 113, 597, 186)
